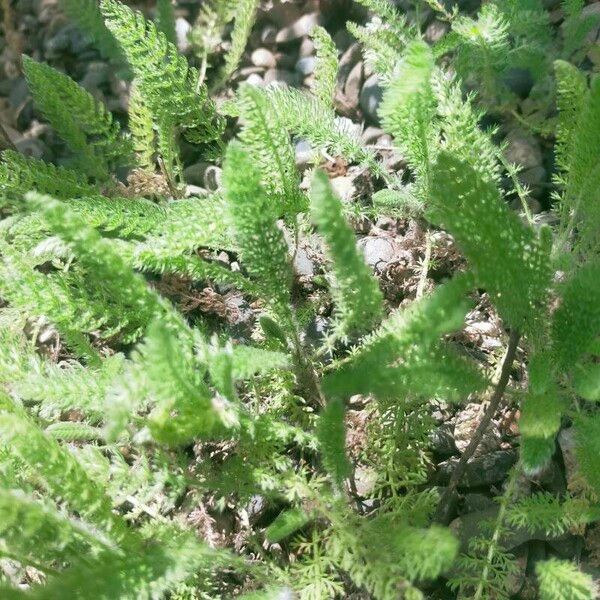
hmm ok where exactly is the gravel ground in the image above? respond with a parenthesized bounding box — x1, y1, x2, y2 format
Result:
(2, 0, 600, 595)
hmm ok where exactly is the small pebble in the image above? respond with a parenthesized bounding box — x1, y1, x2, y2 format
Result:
(275, 13, 321, 43)
(298, 37, 315, 57)
(504, 129, 543, 170)
(264, 68, 299, 86)
(204, 166, 222, 191)
(251, 48, 277, 69)
(260, 25, 278, 45)
(183, 162, 210, 187)
(295, 56, 316, 75)
(359, 74, 383, 122)
(175, 17, 192, 53)
(245, 73, 264, 87)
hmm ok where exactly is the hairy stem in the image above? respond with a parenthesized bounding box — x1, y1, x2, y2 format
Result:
(435, 328, 520, 523)
(497, 151, 534, 227)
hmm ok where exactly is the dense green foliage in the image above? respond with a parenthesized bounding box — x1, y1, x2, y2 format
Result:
(1, 0, 599, 598)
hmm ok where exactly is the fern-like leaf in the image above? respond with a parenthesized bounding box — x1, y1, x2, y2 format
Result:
(322, 273, 486, 402)
(128, 82, 156, 171)
(22, 56, 128, 180)
(310, 170, 383, 337)
(552, 261, 600, 370)
(222, 143, 293, 323)
(57, 0, 126, 66)
(264, 86, 384, 177)
(136, 320, 236, 445)
(573, 413, 600, 496)
(101, 0, 224, 144)
(536, 558, 595, 600)
(155, 0, 177, 45)
(310, 25, 339, 106)
(27, 192, 174, 343)
(266, 508, 312, 543)
(0, 404, 126, 539)
(0, 151, 99, 203)
(507, 493, 596, 537)
(215, 0, 260, 87)
(428, 152, 552, 332)
(237, 85, 306, 217)
(317, 398, 351, 487)
(379, 39, 437, 189)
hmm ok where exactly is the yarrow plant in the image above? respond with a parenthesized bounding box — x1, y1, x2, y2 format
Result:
(0, 0, 599, 598)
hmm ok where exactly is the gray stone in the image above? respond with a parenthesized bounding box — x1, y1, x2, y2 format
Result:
(275, 13, 321, 43)
(245, 495, 268, 523)
(429, 423, 458, 457)
(531, 458, 566, 496)
(45, 24, 90, 56)
(334, 116, 362, 140)
(354, 464, 378, 497)
(274, 51, 296, 70)
(239, 66, 263, 78)
(462, 493, 496, 513)
(563, 3, 600, 44)
(546, 535, 583, 559)
(175, 17, 192, 53)
(519, 165, 546, 190)
(267, 2, 303, 28)
(44, 26, 71, 54)
(264, 69, 300, 86)
(15, 138, 48, 160)
(436, 450, 518, 488)
(332, 28, 355, 52)
(183, 162, 210, 187)
(226, 293, 255, 340)
(215, 250, 231, 267)
(8, 77, 29, 109)
(425, 19, 450, 44)
(251, 48, 277, 69)
(342, 60, 364, 109)
(204, 166, 222, 191)
(503, 67, 534, 99)
(504, 129, 543, 170)
(298, 37, 315, 57)
(261, 25, 278, 45)
(295, 56, 316, 76)
(295, 139, 315, 169)
(361, 126, 385, 145)
(330, 176, 356, 203)
(337, 43, 362, 91)
(450, 507, 563, 552)
(558, 428, 582, 492)
(359, 236, 396, 268)
(245, 73, 264, 87)
(80, 62, 111, 90)
(293, 246, 315, 277)
(70, 29, 94, 54)
(360, 74, 383, 122)
(454, 402, 502, 456)
(305, 316, 330, 346)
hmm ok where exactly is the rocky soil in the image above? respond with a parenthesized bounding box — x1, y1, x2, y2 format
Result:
(2, 0, 600, 596)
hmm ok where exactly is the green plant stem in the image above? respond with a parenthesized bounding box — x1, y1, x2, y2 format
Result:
(287, 317, 325, 408)
(473, 466, 519, 600)
(497, 151, 534, 227)
(435, 328, 520, 524)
